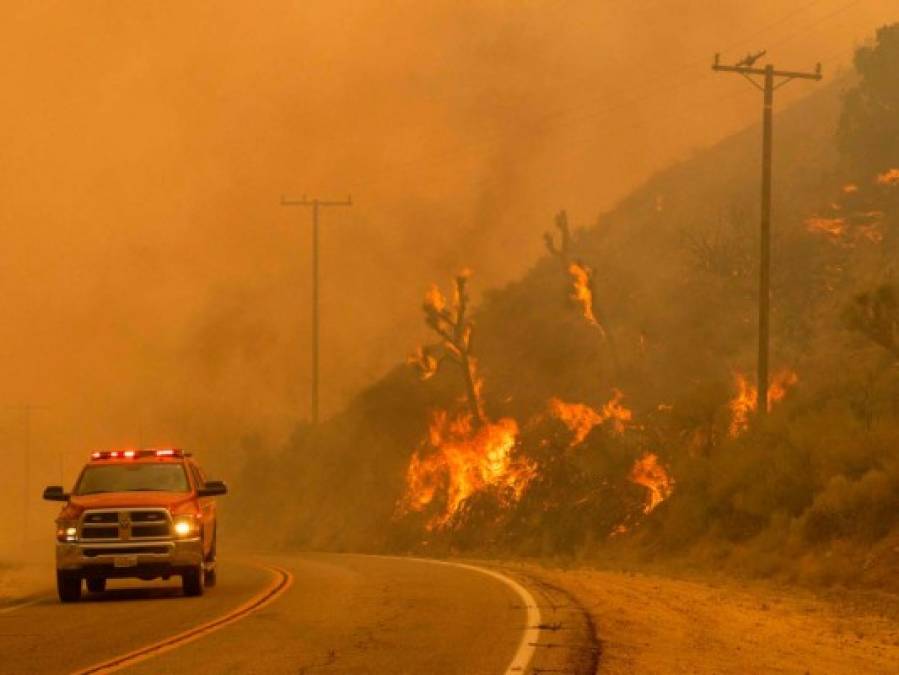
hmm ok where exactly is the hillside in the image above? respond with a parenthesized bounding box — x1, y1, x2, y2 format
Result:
(233, 27, 899, 592)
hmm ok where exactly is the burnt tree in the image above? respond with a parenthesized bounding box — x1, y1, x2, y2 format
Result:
(410, 271, 484, 425)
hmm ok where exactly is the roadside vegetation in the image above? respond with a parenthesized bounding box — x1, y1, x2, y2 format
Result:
(236, 24, 899, 592)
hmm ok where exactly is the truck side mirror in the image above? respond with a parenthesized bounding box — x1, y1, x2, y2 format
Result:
(43, 485, 69, 502)
(197, 480, 228, 497)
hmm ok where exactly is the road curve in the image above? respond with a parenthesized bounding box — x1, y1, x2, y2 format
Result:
(0, 553, 536, 675)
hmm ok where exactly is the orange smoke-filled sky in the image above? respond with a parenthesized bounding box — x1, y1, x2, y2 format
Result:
(0, 1, 897, 533)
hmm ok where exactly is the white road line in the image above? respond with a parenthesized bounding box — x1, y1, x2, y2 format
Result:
(373, 556, 542, 675)
(0, 596, 47, 615)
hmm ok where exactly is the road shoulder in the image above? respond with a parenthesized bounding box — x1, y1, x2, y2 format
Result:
(512, 562, 899, 674)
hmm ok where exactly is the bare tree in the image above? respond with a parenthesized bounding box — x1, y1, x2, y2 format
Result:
(681, 207, 753, 282)
(410, 271, 484, 425)
(544, 209, 573, 264)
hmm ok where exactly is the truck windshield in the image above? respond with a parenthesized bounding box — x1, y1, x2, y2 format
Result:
(74, 463, 190, 495)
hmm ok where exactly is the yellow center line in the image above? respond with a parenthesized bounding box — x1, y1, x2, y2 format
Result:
(71, 563, 294, 675)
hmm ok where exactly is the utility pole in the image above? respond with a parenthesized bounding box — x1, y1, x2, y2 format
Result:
(712, 51, 821, 421)
(280, 195, 352, 424)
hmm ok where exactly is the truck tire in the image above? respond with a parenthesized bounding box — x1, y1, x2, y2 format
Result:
(86, 577, 106, 593)
(57, 572, 82, 603)
(182, 566, 204, 597)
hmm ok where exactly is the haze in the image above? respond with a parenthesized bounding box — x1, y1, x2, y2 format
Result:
(2, 0, 897, 548)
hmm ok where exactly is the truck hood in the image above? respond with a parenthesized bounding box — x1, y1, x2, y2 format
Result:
(62, 491, 196, 519)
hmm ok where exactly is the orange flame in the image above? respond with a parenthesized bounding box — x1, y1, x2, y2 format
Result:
(398, 411, 534, 530)
(805, 216, 846, 239)
(548, 399, 603, 446)
(630, 453, 674, 514)
(568, 262, 604, 334)
(408, 346, 438, 380)
(600, 389, 634, 434)
(549, 390, 633, 445)
(424, 284, 447, 313)
(842, 183, 859, 194)
(729, 370, 799, 437)
(876, 169, 899, 186)
(857, 221, 884, 244)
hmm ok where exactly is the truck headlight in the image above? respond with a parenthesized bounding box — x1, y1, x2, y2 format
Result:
(56, 524, 78, 542)
(173, 516, 198, 538)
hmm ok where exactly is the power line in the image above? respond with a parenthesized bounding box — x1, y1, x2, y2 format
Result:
(349, 0, 864, 193)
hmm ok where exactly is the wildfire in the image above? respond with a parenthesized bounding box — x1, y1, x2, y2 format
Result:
(805, 216, 846, 239)
(424, 284, 446, 313)
(408, 346, 438, 380)
(601, 389, 634, 434)
(568, 262, 605, 336)
(843, 183, 859, 194)
(630, 453, 674, 514)
(876, 168, 899, 186)
(398, 411, 535, 530)
(549, 389, 633, 446)
(729, 369, 799, 437)
(857, 221, 884, 244)
(549, 399, 602, 446)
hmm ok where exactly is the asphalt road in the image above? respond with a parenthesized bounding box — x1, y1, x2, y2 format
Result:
(0, 553, 533, 675)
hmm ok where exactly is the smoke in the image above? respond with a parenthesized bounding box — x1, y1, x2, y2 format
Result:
(0, 1, 896, 551)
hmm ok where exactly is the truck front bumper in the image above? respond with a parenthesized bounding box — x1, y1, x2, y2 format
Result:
(56, 538, 204, 578)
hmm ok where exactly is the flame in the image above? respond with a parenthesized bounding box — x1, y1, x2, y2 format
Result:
(842, 183, 859, 194)
(857, 222, 884, 244)
(729, 369, 799, 437)
(424, 284, 447, 313)
(601, 389, 634, 434)
(398, 411, 534, 530)
(876, 169, 899, 186)
(768, 369, 799, 407)
(568, 262, 603, 331)
(549, 389, 633, 445)
(805, 216, 846, 239)
(408, 346, 439, 380)
(548, 399, 603, 446)
(630, 453, 674, 514)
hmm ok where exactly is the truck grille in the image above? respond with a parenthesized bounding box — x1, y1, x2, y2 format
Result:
(80, 508, 172, 542)
(82, 545, 170, 557)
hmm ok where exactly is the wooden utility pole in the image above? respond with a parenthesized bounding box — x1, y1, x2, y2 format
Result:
(280, 195, 352, 424)
(712, 52, 821, 420)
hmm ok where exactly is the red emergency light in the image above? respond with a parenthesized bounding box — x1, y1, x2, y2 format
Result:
(90, 448, 185, 461)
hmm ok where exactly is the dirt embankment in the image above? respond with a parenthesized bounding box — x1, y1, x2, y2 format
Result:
(0, 566, 46, 607)
(513, 564, 899, 674)
(0, 550, 54, 606)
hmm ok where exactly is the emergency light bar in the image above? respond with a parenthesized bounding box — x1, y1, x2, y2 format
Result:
(90, 448, 185, 460)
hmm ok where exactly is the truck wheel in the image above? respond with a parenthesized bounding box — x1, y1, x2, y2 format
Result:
(57, 572, 82, 603)
(86, 577, 106, 593)
(182, 566, 204, 597)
